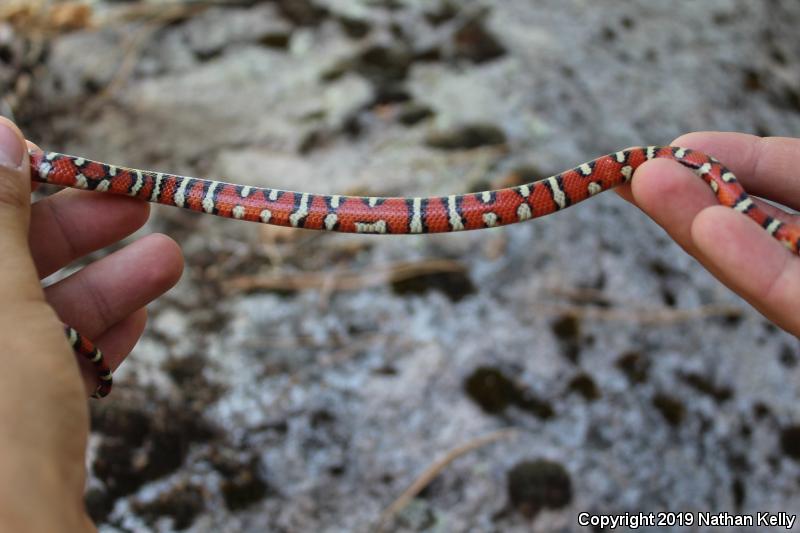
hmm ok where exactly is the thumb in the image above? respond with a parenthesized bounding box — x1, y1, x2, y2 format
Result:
(0, 117, 44, 303)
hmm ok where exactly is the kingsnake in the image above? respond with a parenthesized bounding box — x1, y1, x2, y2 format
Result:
(29, 146, 800, 398)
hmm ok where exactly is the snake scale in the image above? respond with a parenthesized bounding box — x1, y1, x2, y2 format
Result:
(29, 146, 800, 398)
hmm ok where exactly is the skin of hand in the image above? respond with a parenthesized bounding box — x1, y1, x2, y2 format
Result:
(618, 131, 800, 335)
(0, 117, 183, 531)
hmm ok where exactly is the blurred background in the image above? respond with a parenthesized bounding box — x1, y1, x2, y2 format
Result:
(2, 0, 799, 531)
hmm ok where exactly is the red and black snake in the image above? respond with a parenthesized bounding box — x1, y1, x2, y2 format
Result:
(29, 146, 800, 398)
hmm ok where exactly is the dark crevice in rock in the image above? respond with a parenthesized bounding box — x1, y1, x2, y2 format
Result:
(507, 460, 572, 518)
(464, 366, 554, 419)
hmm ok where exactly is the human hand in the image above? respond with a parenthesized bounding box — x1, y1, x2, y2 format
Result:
(618, 132, 800, 335)
(0, 117, 183, 531)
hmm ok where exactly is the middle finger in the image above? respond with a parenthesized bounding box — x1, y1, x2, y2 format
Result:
(30, 188, 150, 278)
(44, 233, 183, 339)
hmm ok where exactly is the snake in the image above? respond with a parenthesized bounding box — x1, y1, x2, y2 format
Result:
(28, 145, 800, 398)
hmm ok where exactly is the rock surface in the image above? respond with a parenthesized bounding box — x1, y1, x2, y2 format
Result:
(3, 0, 800, 531)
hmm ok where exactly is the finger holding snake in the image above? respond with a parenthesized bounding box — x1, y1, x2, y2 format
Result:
(21, 138, 184, 396)
(619, 132, 800, 334)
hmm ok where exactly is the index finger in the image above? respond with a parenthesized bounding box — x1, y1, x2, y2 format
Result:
(672, 132, 800, 211)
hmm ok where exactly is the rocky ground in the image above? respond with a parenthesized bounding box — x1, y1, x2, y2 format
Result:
(2, 0, 800, 531)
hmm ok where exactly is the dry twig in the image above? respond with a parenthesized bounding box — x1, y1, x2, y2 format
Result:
(533, 302, 744, 325)
(376, 428, 517, 531)
(540, 286, 745, 324)
(223, 258, 466, 294)
(97, 4, 204, 99)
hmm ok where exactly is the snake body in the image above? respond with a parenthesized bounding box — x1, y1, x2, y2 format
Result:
(29, 146, 800, 398)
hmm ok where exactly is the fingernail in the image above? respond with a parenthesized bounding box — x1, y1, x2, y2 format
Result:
(0, 121, 24, 169)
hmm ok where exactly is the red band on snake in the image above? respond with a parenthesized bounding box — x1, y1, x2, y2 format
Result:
(30, 146, 800, 398)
